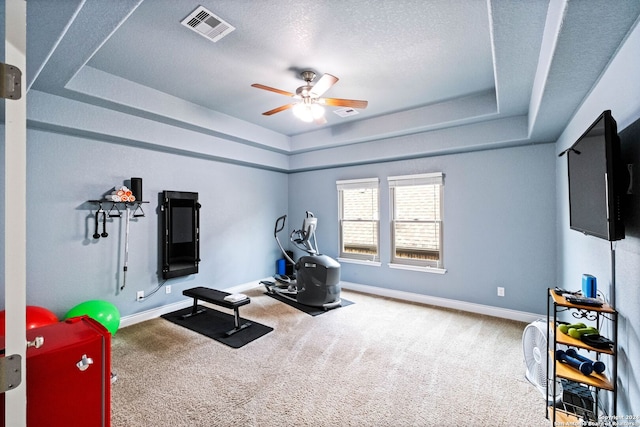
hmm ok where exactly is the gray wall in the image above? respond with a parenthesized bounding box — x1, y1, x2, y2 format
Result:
(288, 143, 557, 315)
(616, 119, 640, 417)
(555, 19, 640, 418)
(0, 126, 287, 318)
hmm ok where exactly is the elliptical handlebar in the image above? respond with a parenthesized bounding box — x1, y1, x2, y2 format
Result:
(274, 215, 287, 236)
(273, 212, 322, 266)
(274, 215, 296, 265)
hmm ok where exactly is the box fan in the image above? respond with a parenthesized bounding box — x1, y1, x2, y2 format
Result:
(522, 320, 563, 403)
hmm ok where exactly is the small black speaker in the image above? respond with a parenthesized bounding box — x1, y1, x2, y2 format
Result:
(131, 177, 143, 201)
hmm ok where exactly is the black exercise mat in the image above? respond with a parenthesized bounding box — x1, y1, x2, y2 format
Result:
(265, 292, 354, 316)
(161, 305, 273, 348)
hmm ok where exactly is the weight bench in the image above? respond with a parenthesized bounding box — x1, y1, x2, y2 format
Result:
(182, 287, 252, 336)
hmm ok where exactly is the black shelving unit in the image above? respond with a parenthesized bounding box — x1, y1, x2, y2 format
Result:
(546, 288, 617, 426)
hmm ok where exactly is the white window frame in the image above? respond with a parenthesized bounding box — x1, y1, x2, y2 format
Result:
(336, 178, 380, 265)
(388, 172, 445, 272)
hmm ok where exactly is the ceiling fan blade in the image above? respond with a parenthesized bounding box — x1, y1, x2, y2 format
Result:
(310, 73, 338, 98)
(320, 98, 368, 109)
(251, 83, 295, 97)
(262, 103, 296, 116)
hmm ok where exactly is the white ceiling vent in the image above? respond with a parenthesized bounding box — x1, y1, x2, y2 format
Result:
(333, 107, 360, 118)
(181, 6, 235, 43)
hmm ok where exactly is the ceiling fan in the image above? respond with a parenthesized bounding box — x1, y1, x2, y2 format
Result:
(251, 71, 368, 124)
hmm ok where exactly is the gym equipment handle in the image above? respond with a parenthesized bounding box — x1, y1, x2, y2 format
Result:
(275, 215, 287, 235)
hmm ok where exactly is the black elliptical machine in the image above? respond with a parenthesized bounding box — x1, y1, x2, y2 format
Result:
(263, 211, 342, 310)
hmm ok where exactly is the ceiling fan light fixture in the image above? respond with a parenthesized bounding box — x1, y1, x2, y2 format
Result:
(293, 102, 325, 122)
(252, 71, 367, 123)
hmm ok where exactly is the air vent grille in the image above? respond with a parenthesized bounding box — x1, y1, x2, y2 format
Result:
(333, 108, 360, 118)
(181, 6, 235, 43)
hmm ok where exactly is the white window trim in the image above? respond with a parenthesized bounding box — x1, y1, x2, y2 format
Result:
(339, 257, 382, 267)
(337, 177, 380, 262)
(388, 263, 447, 274)
(388, 172, 444, 269)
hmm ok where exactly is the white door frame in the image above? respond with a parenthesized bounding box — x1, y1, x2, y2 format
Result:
(4, 0, 28, 426)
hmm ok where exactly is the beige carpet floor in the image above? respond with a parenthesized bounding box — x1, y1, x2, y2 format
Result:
(110, 288, 550, 426)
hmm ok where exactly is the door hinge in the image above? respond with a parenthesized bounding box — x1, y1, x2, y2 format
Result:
(0, 63, 22, 100)
(0, 336, 44, 393)
(0, 354, 22, 392)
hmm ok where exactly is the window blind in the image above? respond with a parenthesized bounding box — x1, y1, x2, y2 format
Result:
(336, 177, 380, 191)
(388, 172, 443, 188)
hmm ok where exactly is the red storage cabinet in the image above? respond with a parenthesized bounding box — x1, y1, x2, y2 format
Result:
(1, 315, 111, 427)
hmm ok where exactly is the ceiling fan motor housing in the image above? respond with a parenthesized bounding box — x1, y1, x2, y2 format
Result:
(300, 71, 317, 83)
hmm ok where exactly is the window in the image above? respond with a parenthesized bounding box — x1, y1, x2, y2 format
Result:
(336, 178, 379, 262)
(389, 173, 444, 269)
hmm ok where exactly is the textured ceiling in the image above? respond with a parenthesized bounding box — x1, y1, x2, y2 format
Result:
(4, 0, 640, 169)
(86, 0, 495, 136)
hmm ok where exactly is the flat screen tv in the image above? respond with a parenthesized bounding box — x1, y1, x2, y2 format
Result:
(564, 110, 625, 241)
(161, 191, 200, 279)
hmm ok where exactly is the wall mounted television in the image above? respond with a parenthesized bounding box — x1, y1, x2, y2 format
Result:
(161, 191, 200, 279)
(563, 110, 625, 241)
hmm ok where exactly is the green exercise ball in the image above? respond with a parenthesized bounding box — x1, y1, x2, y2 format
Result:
(65, 300, 120, 335)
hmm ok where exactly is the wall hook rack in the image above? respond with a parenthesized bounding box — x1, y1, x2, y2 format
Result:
(88, 200, 149, 215)
(88, 200, 149, 235)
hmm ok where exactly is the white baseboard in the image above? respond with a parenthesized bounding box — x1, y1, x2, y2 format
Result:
(119, 279, 269, 328)
(119, 278, 544, 328)
(340, 281, 544, 323)
(119, 299, 193, 328)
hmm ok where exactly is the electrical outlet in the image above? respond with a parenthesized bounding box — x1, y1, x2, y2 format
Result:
(165, 285, 172, 294)
(497, 287, 505, 297)
(136, 291, 144, 301)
